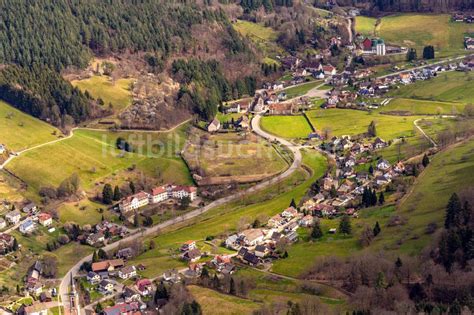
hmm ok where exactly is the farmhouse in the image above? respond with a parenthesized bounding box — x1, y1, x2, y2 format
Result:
(22, 203, 37, 214)
(119, 191, 150, 214)
(207, 118, 221, 133)
(38, 213, 52, 227)
(91, 259, 125, 273)
(239, 229, 265, 246)
(323, 65, 337, 76)
(268, 102, 299, 115)
(362, 37, 386, 56)
(118, 265, 137, 279)
(180, 240, 196, 252)
(181, 248, 202, 262)
(5, 210, 20, 224)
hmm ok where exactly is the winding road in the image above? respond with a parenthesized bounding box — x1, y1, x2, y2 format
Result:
(58, 113, 303, 314)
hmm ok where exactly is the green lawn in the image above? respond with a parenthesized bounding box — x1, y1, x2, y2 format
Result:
(260, 115, 313, 139)
(284, 81, 321, 99)
(307, 108, 423, 141)
(355, 16, 378, 36)
(58, 199, 116, 226)
(388, 71, 474, 105)
(130, 151, 328, 278)
(72, 75, 134, 111)
(233, 20, 283, 57)
(380, 98, 465, 115)
(188, 285, 260, 315)
(356, 14, 474, 58)
(6, 127, 191, 197)
(0, 101, 61, 152)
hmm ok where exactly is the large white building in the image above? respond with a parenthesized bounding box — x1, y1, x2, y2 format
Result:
(119, 191, 150, 214)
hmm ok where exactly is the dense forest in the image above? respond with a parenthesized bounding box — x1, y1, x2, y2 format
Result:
(0, 65, 94, 126)
(0, 0, 252, 124)
(0, 0, 229, 70)
(172, 59, 256, 119)
(240, 0, 294, 13)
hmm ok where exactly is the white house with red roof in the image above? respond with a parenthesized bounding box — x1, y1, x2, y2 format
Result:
(149, 186, 169, 204)
(172, 186, 197, 201)
(38, 213, 52, 227)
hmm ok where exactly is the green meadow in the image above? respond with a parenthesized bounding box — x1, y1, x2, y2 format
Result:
(6, 127, 192, 196)
(356, 14, 474, 57)
(72, 75, 134, 111)
(380, 98, 465, 115)
(389, 71, 474, 105)
(261, 115, 313, 139)
(0, 101, 61, 152)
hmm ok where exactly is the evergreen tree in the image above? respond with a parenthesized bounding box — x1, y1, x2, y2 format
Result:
(212, 274, 220, 289)
(229, 277, 236, 295)
(92, 250, 99, 263)
(97, 249, 108, 260)
(95, 303, 103, 314)
(375, 272, 387, 289)
(339, 215, 352, 235)
(373, 221, 381, 236)
(379, 191, 385, 205)
(133, 213, 140, 227)
(190, 300, 202, 315)
(289, 198, 297, 208)
(422, 45, 435, 59)
(395, 257, 403, 268)
(154, 282, 169, 302)
(102, 184, 113, 204)
(311, 222, 323, 239)
(129, 181, 136, 194)
(368, 121, 377, 137)
(113, 185, 122, 201)
(445, 193, 462, 229)
(369, 165, 374, 175)
(407, 48, 417, 61)
(422, 154, 430, 167)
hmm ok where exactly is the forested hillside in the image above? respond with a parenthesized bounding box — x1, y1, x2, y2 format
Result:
(0, 0, 230, 70)
(0, 0, 250, 126)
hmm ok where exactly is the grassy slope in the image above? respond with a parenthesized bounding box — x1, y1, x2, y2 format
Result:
(130, 151, 327, 278)
(261, 115, 313, 139)
(233, 20, 283, 60)
(389, 71, 474, 105)
(376, 14, 473, 57)
(0, 101, 61, 152)
(6, 127, 192, 196)
(188, 286, 260, 315)
(72, 76, 134, 111)
(381, 98, 465, 115)
(355, 16, 377, 36)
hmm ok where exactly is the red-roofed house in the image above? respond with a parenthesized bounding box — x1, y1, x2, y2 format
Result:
(38, 213, 52, 227)
(136, 279, 152, 296)
(149, 186, 169, 204)
(172, 186, 197, 201)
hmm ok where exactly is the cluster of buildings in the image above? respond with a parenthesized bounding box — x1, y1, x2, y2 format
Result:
(225, 206, 306, 266)
(118, 184, 198, 215)
(82, 220, 128, 247)
(25, 261, 45, 296)
(0, 233, 15, 254)
(452, 13, 474, 23)
(207, 114, 250, 133)
(302, 135, 406, 217)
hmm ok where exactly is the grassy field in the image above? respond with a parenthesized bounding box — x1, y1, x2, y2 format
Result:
(233, 20, 283, 58)
(183, 131, 287, 180)
(130, 150, 327, 278)
(72, 75, 134, 111)
(355, 16, 378, 36)
(356, 14, 474, 57)
(307, 109, 423, 141)
(284, 80, 321, 99)
(188, 286, 260, 315)
(380, 98, 465, 115)
(374, 139, 474, 254)
(261, 115, 313, 139)
(0, 101, 61, 152)
(7, 127, 192, 198)
(389, 71, 474, 105)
